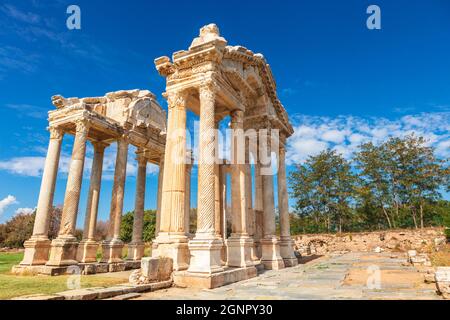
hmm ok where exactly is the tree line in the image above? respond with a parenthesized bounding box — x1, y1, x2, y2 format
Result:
(289, 135, 450, 234)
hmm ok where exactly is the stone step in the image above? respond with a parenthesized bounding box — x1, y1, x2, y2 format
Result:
(104, 293, 141, 300)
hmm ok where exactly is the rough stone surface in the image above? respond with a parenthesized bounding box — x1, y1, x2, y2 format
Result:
(136, 252, 443, 300)
(294, 228, 446, 255)
(138, 257, 173, 283)
(435, 267, 450, 299)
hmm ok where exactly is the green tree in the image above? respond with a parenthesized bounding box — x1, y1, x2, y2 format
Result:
(120, 209, 157, 243)
(289, 149, 355, 232)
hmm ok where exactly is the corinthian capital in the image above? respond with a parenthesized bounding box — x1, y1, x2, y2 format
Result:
(167, 91, 188, 109)
(75, 119, 91, 134)
(48, 126, 63, 140)
(199, 80, 218, 101)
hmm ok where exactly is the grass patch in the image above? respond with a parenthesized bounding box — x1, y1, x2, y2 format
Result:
(430, 244, 450, 267)
(0, 252, 127, 300)
(0, 252, 23, 274)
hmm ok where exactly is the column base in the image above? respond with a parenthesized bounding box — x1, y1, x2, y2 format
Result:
(152, 233, 190, 271)
(20, 237, 51, 266)
(226, 236, 254, 268)
(101, 239, 124, 263)
(127, 242, 145, 261)
(260, 237, 285, 270)
(174, 265, 257, 289)
(280, 237, 299, 267)
(187, 234, 224, 274)
(46, 236, 79, 267)
(76, 240, 99, 263)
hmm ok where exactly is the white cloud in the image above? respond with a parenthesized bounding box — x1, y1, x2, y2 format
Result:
(0, 141, 161, 179)
(0, 157, 46, 177)
(287, 112, 450, 164)
(0, 195, 18, 216)
(15, 207, 35, 216)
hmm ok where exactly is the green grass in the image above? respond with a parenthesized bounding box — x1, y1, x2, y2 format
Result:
(0, 252, 127, 300)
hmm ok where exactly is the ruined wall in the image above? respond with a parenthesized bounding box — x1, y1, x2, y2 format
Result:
(293, 228, 447, 255)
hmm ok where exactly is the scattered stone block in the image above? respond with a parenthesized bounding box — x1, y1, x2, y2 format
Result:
(55, 287, 104, 300)
(109, 262, 126, 273)
(105, 293, 141, 300)
(424, 268, 436, 284)
(141, 257, 173, 282)
(11, 294, 65, 300)
(95, 263, 109, 273)
(95, 286, 126, 299)
(435, 267, 450, 299)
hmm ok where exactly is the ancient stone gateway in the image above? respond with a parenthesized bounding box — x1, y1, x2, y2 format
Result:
(151, 24, 296, 288)
(13, 24, 297, 289)
(14, 89, 166, 274)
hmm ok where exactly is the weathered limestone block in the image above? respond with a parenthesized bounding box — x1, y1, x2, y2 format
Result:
(141, 257, 173, 282)
(424, 268, 436, 284)
(435, 267, 450, 299)
(407, 250, 417, 263)
(410, 253, 431, 267)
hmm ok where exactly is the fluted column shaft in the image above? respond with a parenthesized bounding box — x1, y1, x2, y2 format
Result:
(230, 110, 248, 236)
(33, 127, 64, 238)
(21, 127, 64, 266)
(278, 145, 290, 239)
(83, 142, 107, 240)
(159, 92, 187, 234)
(155, 156, 164, 236)
(185, 151, 193, 236)
(108, 137, 128, 240)
(59, 120, 89, 238)
(261, 134, 276, 238)
(132, 154, 147, 243)
(196, 84, 217, 236)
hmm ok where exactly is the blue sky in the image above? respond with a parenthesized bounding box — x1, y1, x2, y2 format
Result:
(0, 0, 449, 225)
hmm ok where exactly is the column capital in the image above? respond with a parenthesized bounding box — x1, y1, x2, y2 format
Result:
(199, 79, 218, 101)
(75, 119, 91, 134)
(48, 126, 64, 140)
(230, 110, 244, 124)
(167, 90, 189, 109)
(92, 141, 109, 153)
(136, 154, 148, 167)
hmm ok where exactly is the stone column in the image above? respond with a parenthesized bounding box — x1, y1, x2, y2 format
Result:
(21, 127, 64, 266)
(77, 141, 108, 263)
(47, 120, 90, 267)
(278, 143, 298, 267)
(127, 152, 147, 261)
(155, 156, 164, 237)
(260, 130, 285, 270)
(245, 148, 259, 263)
(226, 110, 254, 268)
(253, 163, 264, 259)
(219, 164, 227, 263)
(187, 82, 224, 274)
(184, 150, 193, 237)
(152, 91, 189, 271)
(101, 136, 128, 264)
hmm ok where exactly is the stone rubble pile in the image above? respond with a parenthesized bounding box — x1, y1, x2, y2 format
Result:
(294, 228, 446, 255)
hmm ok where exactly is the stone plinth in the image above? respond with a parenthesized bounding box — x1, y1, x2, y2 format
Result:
(187, 237, 224, 274)
(20, 238, 51, 266)
(76, 240, 99, 263)
(46, 237, 79, 267)
(173, 266, 257, 289)
(279, 238, 299, 267)
(260, 237, 285, 270)
(127, 243, 145, 261)
(226, 237, 254, 268)
(101, 239, 124, 264)
(152, 234, 190, 271)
